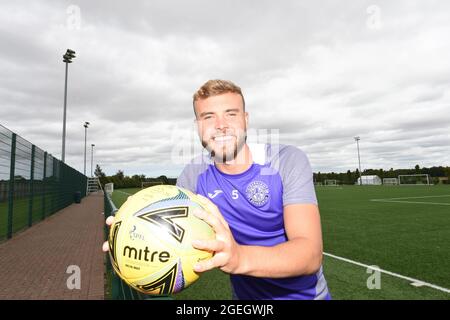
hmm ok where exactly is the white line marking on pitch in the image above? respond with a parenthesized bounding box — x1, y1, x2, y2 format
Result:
(371, 200, 450, 206)
(324, 252, 450, 294)
(370, 194, 450, 205)
(371, 195, 450, 201)
(116, 190, 133, 196)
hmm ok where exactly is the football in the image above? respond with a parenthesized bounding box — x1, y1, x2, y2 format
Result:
(108, 185, 215, 295)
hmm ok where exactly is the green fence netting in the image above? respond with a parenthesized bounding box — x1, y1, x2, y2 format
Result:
(0, 124, 87, 241)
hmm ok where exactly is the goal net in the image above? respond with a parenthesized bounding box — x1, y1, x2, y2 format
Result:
(105, 182, 114, 195)
(141, 181, 164, 189)
(383, 178, 398, 185)
(324, 180, 338, 186)
(398, 174, 431, 185)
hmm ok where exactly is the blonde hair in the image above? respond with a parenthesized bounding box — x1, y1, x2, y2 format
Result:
(193, 80, 245, 115)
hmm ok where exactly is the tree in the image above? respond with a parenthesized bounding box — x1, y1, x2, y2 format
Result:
(444, 167, 450, 179)
(158, 175, 169, 185)
(346, 170, 352, 185)
(115, 170, 124, 180)
(388, 168, 395, 178)
(94, 164, 106, 178)
(317, 172, 322, 183)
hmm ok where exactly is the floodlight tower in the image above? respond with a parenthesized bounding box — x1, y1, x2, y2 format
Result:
(61, 49, 76, 163)
(83, 122, 89, 175)
(354, 136, 362, 185)
(91, 144, 95, 177)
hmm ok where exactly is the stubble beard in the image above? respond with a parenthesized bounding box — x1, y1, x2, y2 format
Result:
(201, 131, 247, 164)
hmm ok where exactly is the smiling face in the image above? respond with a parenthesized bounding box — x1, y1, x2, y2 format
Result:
(194, 92, 248, 164)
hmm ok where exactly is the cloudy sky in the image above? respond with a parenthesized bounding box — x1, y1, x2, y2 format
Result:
(1, 0, 449, 178)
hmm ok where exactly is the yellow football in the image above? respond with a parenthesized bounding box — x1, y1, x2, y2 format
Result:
(108, 185, 215, 295)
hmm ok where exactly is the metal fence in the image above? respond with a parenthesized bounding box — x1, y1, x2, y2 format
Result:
(103, 191, 172, 300)
(0, 124, 87, 241)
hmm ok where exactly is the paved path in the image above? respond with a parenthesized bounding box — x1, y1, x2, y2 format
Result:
(0, 193, 105, 299)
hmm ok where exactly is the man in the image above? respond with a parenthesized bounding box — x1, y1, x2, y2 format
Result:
(175, 79, 331, 300)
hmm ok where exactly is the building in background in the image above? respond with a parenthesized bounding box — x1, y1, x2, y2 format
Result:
(357, 175, 382, 185)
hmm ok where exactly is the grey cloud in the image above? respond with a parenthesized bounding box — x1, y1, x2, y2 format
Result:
(345, 90, 387, 108)
(412, 90, 444, 103)
(392, 114, 450, 131)
(2, 1, 450, 177)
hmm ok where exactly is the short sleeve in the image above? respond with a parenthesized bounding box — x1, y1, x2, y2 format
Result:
(175, 156, 209, 193)
(278, 146, 318, 206)
(176, 165, 197, 192)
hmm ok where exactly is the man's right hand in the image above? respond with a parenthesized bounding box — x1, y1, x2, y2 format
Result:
(102, 215, 115, 252)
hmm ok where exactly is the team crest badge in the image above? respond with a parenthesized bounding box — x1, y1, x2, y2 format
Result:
(246, 181, 269, 206)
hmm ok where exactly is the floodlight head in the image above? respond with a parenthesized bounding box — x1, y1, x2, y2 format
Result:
(91, 144, 95, 147)
(354, 136, 360, 141)
(65, 49, 76, 58)
(63, 49, 76, 63)
(84, 121, 90, 128)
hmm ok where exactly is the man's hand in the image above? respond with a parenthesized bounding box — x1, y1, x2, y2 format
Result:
(191, 194, 244, 274)
(102, 215, 115, 252)
(101, 196, 244, 275)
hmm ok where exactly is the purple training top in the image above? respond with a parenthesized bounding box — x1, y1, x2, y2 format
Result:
(176, 143, 331, 300)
